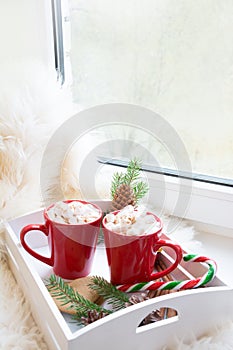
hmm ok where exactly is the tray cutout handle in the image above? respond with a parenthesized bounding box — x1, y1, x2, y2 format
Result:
(137, 306, 178, 333)
(20, 224, 53, 266)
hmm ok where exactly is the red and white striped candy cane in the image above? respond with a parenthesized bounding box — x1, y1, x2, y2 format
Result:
(117, 254, 217, 293)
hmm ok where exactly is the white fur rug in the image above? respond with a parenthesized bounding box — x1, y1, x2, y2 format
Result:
(0, 61, 233, 349)
(0, 240, 47, 350)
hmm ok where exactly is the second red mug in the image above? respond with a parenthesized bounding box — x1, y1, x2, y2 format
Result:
(102, 210, 183, 285)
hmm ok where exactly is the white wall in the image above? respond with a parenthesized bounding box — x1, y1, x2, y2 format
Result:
(0, 0, 54, 70)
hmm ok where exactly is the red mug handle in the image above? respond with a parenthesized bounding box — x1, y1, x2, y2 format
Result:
(20, 224, 53, 266)
(150, 239, 183, 280)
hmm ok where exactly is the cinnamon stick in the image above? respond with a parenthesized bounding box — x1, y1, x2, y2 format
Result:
(149, 254, 177, 319)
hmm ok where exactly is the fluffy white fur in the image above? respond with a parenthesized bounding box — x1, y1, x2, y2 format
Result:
(0, 239, 48, 350)
(0, 61, 233, 349)
(0, 60, 78, 220)
(165, 322, 233, 350)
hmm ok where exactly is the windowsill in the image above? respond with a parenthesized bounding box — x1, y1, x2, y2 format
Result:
(148, 175, 233, 287)
(184, 228, 233, 287)
(148, 173, 233, 237)
(96, 159, 233, 237)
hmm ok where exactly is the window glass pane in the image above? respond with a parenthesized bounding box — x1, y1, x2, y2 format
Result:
(66, 0, 233, 180)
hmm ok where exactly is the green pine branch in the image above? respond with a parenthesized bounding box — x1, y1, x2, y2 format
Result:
(88, 276, 130, 311)
(110, 158, 149, 204)
(123, 158, 141, 185)
(45, 274, 151, 327)
(110, 172, 125, 199)
(133, 181, 149, 202)
(45, 274, 112, 318)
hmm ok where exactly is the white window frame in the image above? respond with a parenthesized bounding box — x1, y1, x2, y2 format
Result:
(155, 175, 233, 237)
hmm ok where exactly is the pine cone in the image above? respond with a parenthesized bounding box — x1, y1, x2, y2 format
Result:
(124, 293, 148, 307)
(125, 293, 162, 326)
(140, 310, 162, 326)
(80, 310, 109, 326)
(111, 184, 136, 211)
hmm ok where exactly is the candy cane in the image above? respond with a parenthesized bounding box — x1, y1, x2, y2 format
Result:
(117, 254, 217, 293)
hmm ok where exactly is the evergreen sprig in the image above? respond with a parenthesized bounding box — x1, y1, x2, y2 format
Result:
(45, 274, 112, 318)
(110, 172, 125, 199)
(123, 158, 141, 185)
(45, 274, 153, 327)
(88, 276, 130, 311)
(110, 158, 149, 203)
(133, 181, 149, 201)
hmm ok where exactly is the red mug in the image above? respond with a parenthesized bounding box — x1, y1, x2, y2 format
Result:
(102, 210, 183, 285)
(20, 200, 102, 279)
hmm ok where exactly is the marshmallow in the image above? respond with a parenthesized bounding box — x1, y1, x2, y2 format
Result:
(47, 201, 100, 225)
(104, 205, 161, 236)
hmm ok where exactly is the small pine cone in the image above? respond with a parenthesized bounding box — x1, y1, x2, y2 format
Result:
(81, 310, 108, 326)
(140, 310, 162, 326)
(126, 294, 162, 326)
(111, 184, 136, 211)
(125, 293, 149, 307)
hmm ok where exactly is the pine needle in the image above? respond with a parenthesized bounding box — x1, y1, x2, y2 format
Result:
(110, 172, 125, 199)
(123, 158, 141, 185)
(88, 276, 130, 311)
(133, 181, 149, 201)
(45, 274, 112, 318)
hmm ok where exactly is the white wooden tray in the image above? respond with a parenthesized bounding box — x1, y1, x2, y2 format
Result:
(3, 200, 233, 350)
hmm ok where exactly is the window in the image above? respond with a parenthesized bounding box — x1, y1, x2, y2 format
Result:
(51, 0, 65, 83)
(51, 0, 233, 236)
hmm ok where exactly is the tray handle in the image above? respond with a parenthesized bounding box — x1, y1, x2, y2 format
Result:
(129, 287, 232, 341)
(73, 287, 233, 350)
